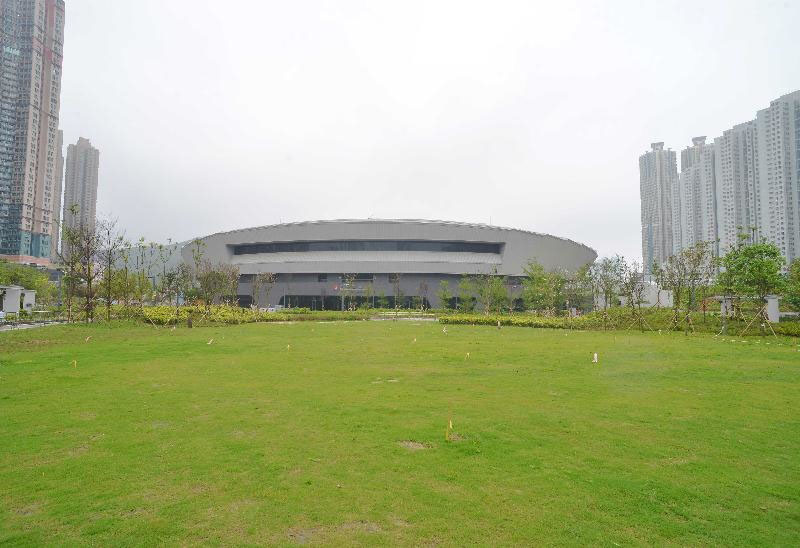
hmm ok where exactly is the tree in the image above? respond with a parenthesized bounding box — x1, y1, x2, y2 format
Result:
(474, 269, 509, 314)
(715, 251, 737, 334)
(190, 239, 206, 272)
(116, 240, 133, 306)
(57, 206, 104, 324)
(521, 260, 566, 313)
(363, 282, 374, 309)
(655, 242, 717, 332)
(97, 219, 125, 321)
(417, 281, 430, 310)
(486, 275, 510, 313)
(221, 263, 240, 305)
(150, 240, 175, 304)
(653, 253, 687, 331)
(131, 239, 162, 306)
(786, 259, 800, 311)
(57, 204, 83, 322)
(320, 285, 328, 310)
(79, 223, 103, 322)
(391, 274, 403, 310)
(563, 264, 594, 312)
(131, 238, 151, 305)
(683, 241, 715, 314)
(589, 256, 625, 310)
(341, 273, 358, 310)
(196, 260, 232, 309)
(160, 263, 192, 317)
(0, 261, 54, 303)
(650, 259, 669, 308)
(60, 218, 103, 323)
(619, 260, 647, 331)
(436, 280, 452, 310)
(251, 272, 276, 309)
(522, 261, 550, 311)
(720, 241, 785, 334)
(457, 276, 475, 312)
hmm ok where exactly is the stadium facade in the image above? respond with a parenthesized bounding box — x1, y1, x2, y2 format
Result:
(182, 219, 597, 309)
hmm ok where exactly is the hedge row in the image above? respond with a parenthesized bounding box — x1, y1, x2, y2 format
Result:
(439, 314, 578, 329)
(115, 305, 367, 325)
(89, 304, 800, 337)
(438, 309, 800, 337)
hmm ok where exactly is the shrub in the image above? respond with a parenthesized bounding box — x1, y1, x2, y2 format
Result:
(105, 305, 369, 326)
(774, 322, 800, 337)
(282, 307, 312, 314)
(438, 308, 800, 337)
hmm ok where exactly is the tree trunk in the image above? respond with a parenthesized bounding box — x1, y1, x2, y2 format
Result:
(637, 303, 644, 332)
(66, 282, 73, 323)
(85, 285, 91, 323)
(106, 263, 112, 322)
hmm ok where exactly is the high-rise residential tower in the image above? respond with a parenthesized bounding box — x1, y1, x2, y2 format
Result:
(61, 137, 100, 249)
(643, 89, 800, 268)
(0, 0, 66, 266)
(639, 142, 677, 272)
(678, 137, 717, 253)
(51, 129, 64, 261)
(753, 90, 800, 264)
(714, 121, 757, 255)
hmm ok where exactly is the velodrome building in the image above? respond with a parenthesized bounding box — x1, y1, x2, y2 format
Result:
(182, 219, 596, 309)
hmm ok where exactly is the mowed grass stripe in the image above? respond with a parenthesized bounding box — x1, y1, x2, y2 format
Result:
(1, 322, 798, 545)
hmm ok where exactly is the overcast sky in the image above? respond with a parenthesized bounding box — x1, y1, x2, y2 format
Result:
(59, 0, 799, 261)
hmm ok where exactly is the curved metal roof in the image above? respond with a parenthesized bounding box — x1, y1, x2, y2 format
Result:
(198, 218, 595, 253)
(183, 219, 597, 276)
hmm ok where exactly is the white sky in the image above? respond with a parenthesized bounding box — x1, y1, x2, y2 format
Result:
(59, 0, 800, 261)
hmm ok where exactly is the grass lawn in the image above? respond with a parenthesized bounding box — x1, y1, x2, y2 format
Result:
(1, 321, 799, 545)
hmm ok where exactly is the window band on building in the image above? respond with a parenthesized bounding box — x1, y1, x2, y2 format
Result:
(233, 240, 503, 255)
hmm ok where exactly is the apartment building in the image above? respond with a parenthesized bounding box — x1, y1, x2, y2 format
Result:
(0, 0, 66, 266)
(641, 90, 800, 266)
(639, 142, 677, 271)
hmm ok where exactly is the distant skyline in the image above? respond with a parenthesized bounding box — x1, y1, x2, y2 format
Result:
(58, 0, 800, 260)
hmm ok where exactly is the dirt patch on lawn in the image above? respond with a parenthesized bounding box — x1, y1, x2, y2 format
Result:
(398, 440, 429, 451)
(649, 455, 697, 467)
(14, 503, 40, 516)
(340, 521, 381, 533)
(67, 444, 89, 457)
(287, 526, 321, 544)
(287, 521, 381, 544)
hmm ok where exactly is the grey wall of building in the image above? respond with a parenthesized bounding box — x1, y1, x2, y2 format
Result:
(237, 272, 526, 310)
(180, 219, 596, 308)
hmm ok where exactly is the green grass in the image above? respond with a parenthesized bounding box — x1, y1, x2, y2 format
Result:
(1, 321, 799, 545)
